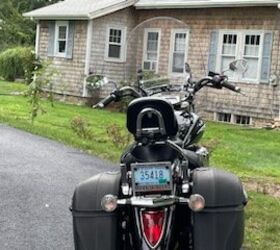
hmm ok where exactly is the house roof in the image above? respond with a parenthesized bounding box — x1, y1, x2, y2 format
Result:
(135, 0, 280, 9)
(24, 0, 280, 20)
(23, 0, 135, 20)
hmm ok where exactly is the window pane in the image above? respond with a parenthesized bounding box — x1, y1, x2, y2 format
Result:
(147, 52, 157, 60)
(172, 53, 184, 73)
(58, 26, 67, 40)
(221, 56, 235, 77)
(108, 44, 121, 58)
(143, 61, 151, 70)
(109, 29, 122, 44)
(172, 32, 186, 73)
(244, 35, 260, 57)
(147, 32, 159, 52)
(144, 31, 159, 71)
(174, 33, 186, 52)
(222, 34, 237, 55)
(217, 113, 231, 123)
(236, 115, 250, 125)
(58, 41, 66, 53)
(243, 58, 258, 80)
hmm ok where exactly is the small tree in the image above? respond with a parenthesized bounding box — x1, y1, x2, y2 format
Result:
(27, 59, 58, 123)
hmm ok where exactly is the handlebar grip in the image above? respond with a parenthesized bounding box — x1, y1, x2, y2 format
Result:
(221, 80, 241, 93)
(93, 94, 115, 108)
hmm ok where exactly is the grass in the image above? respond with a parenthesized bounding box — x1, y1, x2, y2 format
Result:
(0, 80, 28, 95)
(0, 81, 280, 249)
(203, 123, 280, 183)
(1, 80, 279, 182)
(245, 192, 280, 249)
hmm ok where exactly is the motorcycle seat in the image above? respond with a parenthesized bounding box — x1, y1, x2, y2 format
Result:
(127, 97, 178, 139)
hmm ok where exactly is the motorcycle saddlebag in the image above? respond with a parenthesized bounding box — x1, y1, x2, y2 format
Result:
(192, 168, 247, 250)
(71, 171, 121, 250)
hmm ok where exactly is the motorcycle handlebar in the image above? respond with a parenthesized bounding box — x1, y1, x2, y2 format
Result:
(93, 94, 116, 108)
(193, 76, 240, 93)
(221, 80, 241, 93)
(93, 74, 241, 108)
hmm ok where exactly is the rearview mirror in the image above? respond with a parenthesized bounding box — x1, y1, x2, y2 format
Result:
(185, 62, 192, 74)
(229, 59, 248, 74)
(86, 74, 109, 90)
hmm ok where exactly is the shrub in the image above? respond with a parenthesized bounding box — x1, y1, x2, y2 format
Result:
(27, 60, 58, 123)
(106, 124, 131, 149)
(0, 47, 35, 83)
(70, 116, 93, 139)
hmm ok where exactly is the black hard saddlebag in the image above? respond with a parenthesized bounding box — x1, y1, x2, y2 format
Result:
(192, 168, 247, 250)
(71, 171, 121, 250)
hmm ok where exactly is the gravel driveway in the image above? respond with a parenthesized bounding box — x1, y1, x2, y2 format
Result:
(0, 125, 114, 250)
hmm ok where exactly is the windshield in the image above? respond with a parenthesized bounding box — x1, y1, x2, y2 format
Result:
(123, 16, 192, 87)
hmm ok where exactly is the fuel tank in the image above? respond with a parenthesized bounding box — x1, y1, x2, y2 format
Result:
(175, 112, 205, 146)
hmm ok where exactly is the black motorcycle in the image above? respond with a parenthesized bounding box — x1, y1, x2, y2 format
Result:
(71, 61, 248, 250)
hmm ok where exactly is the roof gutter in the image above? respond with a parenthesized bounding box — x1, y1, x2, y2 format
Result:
(23, 14, 89, 20)
(135, 1, 280, 9)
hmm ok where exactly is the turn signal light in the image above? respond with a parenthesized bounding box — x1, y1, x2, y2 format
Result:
(188, 194, 205, 212)
(141, 210, 165, 248)
(101, 195, 118, 212)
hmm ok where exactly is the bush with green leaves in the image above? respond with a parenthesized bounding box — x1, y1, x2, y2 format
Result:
(70, 116, 94, 139)
(106, 124, 131, 149)
(0, 47, 35, 82)
(27, 59, 58, 123)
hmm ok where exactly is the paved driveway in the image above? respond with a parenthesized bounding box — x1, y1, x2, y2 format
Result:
(0, 125, 114, 250)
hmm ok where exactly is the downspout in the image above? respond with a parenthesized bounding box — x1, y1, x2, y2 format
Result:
(277, 5, 280, 119)
(35, 22, 40, 59)
(83, 19, 93, 97)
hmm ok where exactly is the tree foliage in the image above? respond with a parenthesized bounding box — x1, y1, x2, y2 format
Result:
(0, 0, 60, 50)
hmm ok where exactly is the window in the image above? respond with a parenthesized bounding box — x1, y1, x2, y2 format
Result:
(243, 34, 261, 80)
(215, 112, 251, 125)
(170, 30, 188, 73)
(235, 115, 251, 125)
(143, 29, 160, 72)
(217, 31, 266, 83)
(221, 34, 237, 78)
(217, 112, 232, 123)
(55, 21, 69, 57)
(105, 26, 126, 62)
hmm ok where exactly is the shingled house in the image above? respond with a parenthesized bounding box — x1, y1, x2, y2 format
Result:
(24, 0, 280, 126)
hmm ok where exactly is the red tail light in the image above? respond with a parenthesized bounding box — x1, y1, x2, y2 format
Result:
(141, 210, 165, 248)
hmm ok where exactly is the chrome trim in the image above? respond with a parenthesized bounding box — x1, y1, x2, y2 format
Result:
(165, 205, 175, 247)
(117, 195, 190, 207)
(136, 108, 166, 137)
(134, 207, 142, 241)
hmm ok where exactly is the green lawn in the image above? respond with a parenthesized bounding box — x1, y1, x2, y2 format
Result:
(0, 80, 280, 249)
(245, 192, 280, 249)
(1, 80, 279, 182)
(203, 123, 280, 183)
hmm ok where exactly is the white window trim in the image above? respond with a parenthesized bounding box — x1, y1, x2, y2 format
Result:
(104, 25, 127, 63)
(54, 21, 69, 58)
(214, 112, 252, 125)
(168, 29, 190, 76)
(142, 28, 161, 73)
(216, 29, 265, 84)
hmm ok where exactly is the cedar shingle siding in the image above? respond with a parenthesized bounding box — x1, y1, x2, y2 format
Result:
(36, 6, 280, 125)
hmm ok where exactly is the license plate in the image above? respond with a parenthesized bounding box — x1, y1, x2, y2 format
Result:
(132, 162, 172, 193)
